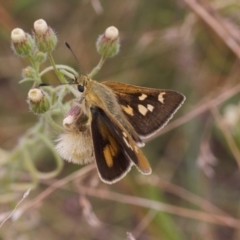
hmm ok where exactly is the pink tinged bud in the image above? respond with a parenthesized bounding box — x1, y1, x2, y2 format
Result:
(56, 104, 93, 164)
(63, 105, 89, 132)
(96, 26, 120, 58)
(27, 88, 50, 114)
(11, 28, 35, 57)
(63, 115, 76, 130)
(67, 105, 82, 117)
(63, 105, 82, 131)
(33, 19, 57, 53)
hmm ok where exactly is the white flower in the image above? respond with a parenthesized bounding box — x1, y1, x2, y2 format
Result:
(55, 130, 94, 165)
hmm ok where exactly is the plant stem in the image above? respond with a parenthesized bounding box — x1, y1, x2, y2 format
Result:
(48, 53, 67, 83)
(40, 65, 78, 77)
(88, 55, 107, 78)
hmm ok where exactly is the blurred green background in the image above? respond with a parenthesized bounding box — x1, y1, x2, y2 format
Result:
(1, 0, 240, 239)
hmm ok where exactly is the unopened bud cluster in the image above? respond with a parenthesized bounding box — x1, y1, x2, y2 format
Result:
(11, 22, 122, 121)
(96, 26, 120, 58)
(11, 19, 58, 114)
(11, 19, 57, 58)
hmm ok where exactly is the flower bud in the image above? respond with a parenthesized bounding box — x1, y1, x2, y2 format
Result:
(22, 66, 37, 79)
(63, 105, 82, 131)
(33, 19, 57, 53)
(27, 88, 50, 114)
(96, 26, 120, 57)
(63, 105, 89, 132)
(11, 28, 35, 57)
(33, 50, 47, 64)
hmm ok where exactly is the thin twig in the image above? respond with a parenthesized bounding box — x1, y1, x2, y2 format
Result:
(78, 185, 240, 229)
(183, 0, 240, 59)
(0, 189, 31, 228)
(0, 164, 95, 219)
(149, 177, 230, 217)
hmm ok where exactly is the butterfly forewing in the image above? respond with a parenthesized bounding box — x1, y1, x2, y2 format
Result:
(103, 81, 185, 139)
(90, 106, 151, 183)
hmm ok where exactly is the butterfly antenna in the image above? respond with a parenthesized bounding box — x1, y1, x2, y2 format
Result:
(65, 41, 82, 80)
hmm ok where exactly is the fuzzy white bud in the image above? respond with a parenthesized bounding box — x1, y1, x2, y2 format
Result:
(27, 88, 50, 114)
(11, 28, 26, 43)
(105, 26, 119, 40)
(33, 19, 57, 52)
(28, 88, 44, 103)
(34, 19, 48, 35)
(11, 28, 35, 56)
(96, 26, 120, 58)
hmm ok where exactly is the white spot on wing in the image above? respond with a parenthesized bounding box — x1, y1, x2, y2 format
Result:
(123, 136, 133, 150)
(158, 92, 166, 104)
(138, 104, 148, 116)
(121, 105, 134, 116)
(139, 94, 147, 101)
(147, 104, 154, 112)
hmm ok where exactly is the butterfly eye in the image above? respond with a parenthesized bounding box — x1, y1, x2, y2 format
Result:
(78, 84, 84, 92)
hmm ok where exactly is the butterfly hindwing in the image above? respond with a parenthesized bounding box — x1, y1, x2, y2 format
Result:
(90, 106, 151, 183)
(103, 81, 185, 139)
